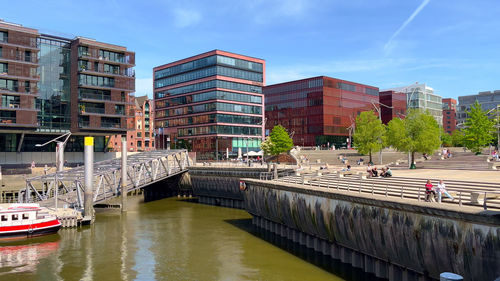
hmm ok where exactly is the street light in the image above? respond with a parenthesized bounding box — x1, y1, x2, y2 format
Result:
(371, 101, 393, 165)
(35, 132, 72, 172)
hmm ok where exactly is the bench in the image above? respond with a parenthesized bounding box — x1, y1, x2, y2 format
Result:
(470, 192, 500, 204)
(337, 171, 354, 178)
(488, 162, 500, 170)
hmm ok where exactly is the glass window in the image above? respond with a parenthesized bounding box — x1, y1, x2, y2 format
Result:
(78, 74, 115, 87)
(0, 63, 7, 74)
(0, 79, 18, 92)
(0, 31, 8, 43)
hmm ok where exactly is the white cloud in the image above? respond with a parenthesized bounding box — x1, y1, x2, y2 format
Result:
(384, 0, 431, 53)
(135, 78, 153, 98)
(173, 8, 202, 28)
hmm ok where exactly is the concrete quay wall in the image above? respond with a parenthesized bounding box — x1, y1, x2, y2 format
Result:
(187, 166, 269, 209)
(242, 179, 500, 281)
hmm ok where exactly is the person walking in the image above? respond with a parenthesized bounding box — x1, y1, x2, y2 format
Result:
(436, 180, 454, 202)
(425, 180, 436, 202)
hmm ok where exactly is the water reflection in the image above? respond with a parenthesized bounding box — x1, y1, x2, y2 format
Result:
(0, 235, 60, 275)
(0, 197, 370, 280)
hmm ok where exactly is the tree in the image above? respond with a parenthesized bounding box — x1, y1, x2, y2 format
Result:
(263, 125, 294, 155)
(386, 109, 441, 167)
(462, 101, 495, 154)
(451, 129, 465, 147)
(440, 128, 452, 147)
(353, 111, 385, 163)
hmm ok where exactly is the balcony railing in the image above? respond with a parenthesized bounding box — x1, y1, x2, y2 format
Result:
(0, 116, 16, 124)
(0, 102, 21, 109)
(101, 122, 122, 129)
(80, 107, 105, 114)
(79, 93, 111, 101)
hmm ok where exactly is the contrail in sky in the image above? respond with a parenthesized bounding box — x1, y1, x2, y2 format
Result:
(384, 0, 431, 52)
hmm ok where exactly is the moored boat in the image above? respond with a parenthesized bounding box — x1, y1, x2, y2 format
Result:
(0, 203, 61, 239)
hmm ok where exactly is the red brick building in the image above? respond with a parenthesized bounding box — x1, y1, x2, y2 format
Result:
(264, 76, 379, 148)
(442, 98, 457, 134)
(108, 96, 154, 152)
(379, 90, 407, 124)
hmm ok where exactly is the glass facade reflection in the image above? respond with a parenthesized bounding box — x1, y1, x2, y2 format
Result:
(265, 76, 379, 148)
(37, 36, 71, 131)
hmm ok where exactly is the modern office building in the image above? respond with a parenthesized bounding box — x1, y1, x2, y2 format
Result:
(0, 20, 135, 153)
(442, 98, 457, 134)
(384, 82, 443, 125)
(457, 90, 500, 124)
(153, 50, 265, 160)
(264, 76, 379, 148)
(379, 90, 407, 124)
(108, 95, 154, 152)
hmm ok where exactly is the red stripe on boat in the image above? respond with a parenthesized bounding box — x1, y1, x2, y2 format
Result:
(0, 219, 60, 232)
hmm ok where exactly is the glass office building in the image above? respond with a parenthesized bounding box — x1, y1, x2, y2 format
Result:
(384, 82, 443, 125)
(264, 76, 379, 148)
(154, 50, 265, 160)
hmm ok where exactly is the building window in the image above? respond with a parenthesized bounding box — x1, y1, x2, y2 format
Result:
(25, 81, 30, 93)
(0, 31, 7, 43)
(12, 214, 18, 220)
(99, 50, 124, 63)
(1, 215, 7, 221)
(25, 51, 31, 62)
(78, 46, 89, 57)
(22, 213, 29, 220)
(0, 79, 18, 92)
(0, 63, 7, 74)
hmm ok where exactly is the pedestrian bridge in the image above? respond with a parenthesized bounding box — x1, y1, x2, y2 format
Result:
(19, 150, 190, 208)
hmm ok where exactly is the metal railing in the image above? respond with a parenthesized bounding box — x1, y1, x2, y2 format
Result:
(20, 150, 190, 209)
(269, 173, 500, 211)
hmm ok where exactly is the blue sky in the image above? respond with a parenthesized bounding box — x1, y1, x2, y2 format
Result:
(3, 0, 500, 99)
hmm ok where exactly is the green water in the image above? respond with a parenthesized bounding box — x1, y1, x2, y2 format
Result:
(0, 197, 354, 281)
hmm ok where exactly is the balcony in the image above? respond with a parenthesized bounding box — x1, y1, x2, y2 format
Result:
(79, 92, 111, 101)
(80, 107, 105, 114)
(0, 116, 38, 127)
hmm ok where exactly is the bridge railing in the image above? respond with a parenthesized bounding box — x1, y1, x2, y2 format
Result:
(19, 150, 190, 208)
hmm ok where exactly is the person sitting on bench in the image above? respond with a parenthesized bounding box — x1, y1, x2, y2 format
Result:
(380, 167, 392, 177)
(366, 164, 374, 177)
(425, 180, 437, 202)
(436, 180, 454, 202)
(371, 167, 378, 177)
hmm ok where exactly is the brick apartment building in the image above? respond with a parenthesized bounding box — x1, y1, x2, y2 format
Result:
(108, 95, 154, 152)
(442, 98, 457, 134)
(264, 76, 379, 148)
(0, 20, 135, 153)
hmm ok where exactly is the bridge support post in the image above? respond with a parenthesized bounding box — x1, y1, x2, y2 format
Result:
(84, 137, 94, 221)
(121, 139, 127, 212)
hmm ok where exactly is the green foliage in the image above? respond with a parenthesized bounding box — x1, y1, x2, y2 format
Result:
(462, 101, 495, 153)
(451, 129, 465, 147)
(386, 109, 441, 164)
(262, 125, 294, 156)
(353, 111, 385, 162)
(440, 128, 452, 147)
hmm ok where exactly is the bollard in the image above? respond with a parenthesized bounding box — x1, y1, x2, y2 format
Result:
(121, 138, 127, 213)
(439, 272, 463, 281)
(83, 137, 94, 221)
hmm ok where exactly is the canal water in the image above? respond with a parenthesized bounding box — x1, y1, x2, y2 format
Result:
(0, 197, 374, 281)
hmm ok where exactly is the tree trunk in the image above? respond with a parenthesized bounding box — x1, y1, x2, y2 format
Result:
(369, 150, 372, 163)
(411, 151, 415, 166)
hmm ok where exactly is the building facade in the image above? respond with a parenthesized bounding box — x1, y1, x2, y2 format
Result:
(379, 90, 407, 124)
(153, 50, 265, 160)
(384, 82, 443, 125)
(457, 90, 500, 124)
(264, 76, 379, 148)
(0, 20, 135, 153)
(442, 98, 457, 134)
(108, 96, 154, 152)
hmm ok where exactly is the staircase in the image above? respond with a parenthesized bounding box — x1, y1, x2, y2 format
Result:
(417, 152, 493, 170)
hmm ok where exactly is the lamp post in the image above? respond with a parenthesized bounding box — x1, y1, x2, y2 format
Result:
(371, 101, 393, 165)
(35, 132, 72, 172)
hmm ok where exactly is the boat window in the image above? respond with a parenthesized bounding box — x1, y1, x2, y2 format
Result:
(1, 215, 7, 221)
(12, 214, 18, 220)
(22, 213, 29, 220)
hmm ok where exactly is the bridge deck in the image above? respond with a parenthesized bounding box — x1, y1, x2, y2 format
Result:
(20, 150, 190, 208)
